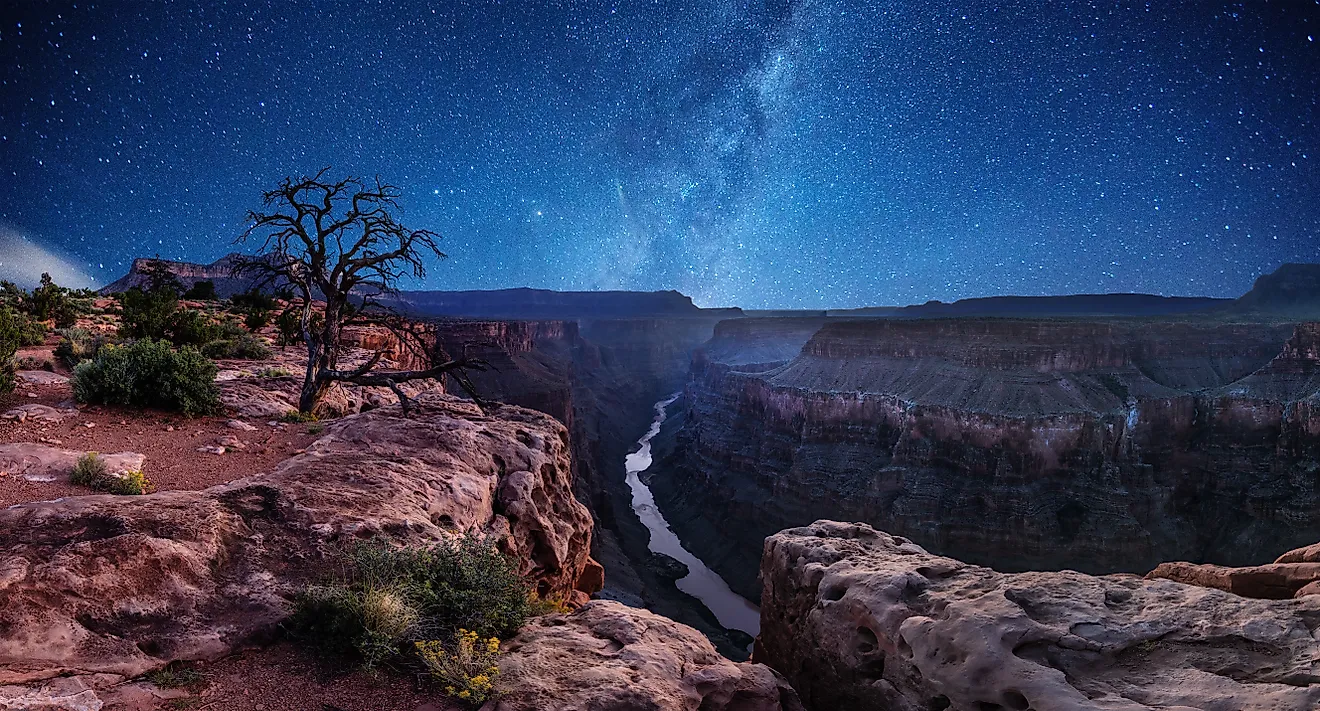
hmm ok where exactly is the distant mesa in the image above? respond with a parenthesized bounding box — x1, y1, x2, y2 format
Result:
(98, 256, 1320, 319)
(98, 254, 741, 319)
(1231, 263, 1320, 318)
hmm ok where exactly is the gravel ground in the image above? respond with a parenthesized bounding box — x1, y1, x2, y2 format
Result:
(0, 349, 320, 507)
(138, 644, 459, 711)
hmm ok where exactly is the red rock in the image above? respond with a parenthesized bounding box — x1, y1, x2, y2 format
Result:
(758, 520, 1320, 711)
(0, 394, 592, 686)
(575, 556, 605, 594)
(490, 601, 802, 711)
(1147, 560, 1320, 599)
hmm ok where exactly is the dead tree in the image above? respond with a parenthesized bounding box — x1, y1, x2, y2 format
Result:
(232, 168, 486, 415)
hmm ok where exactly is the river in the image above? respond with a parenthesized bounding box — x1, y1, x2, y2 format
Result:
(623, 393, 761, 638)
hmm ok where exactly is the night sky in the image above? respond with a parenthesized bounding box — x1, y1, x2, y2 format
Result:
(1, 2, 1317, 308)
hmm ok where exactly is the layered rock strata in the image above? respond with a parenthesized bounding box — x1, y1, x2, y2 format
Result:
(0, 394, 594, 685)
(757, 520, 1320, 711)
(655, 317, 1310, 599)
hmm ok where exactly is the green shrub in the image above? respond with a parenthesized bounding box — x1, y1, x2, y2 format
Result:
(182, 280, 217, 301)
(279, 409, 318, 423)
(71, 451, 109, 487)
(289, 536, 532, 672)
(167, 309, 221, 347)
(15, 312, 47, 346)
(201, 333, 272, 360)
(244, 308, 271, 331)
(54, 328, 113, 368)
(256, 366, 293, 378)
(70, 453, 147, 494)
(230, 288, 276, 313)
(0, 308, 19, 393)
(72, 339, 220, 416)
(118, 286, 178, 340)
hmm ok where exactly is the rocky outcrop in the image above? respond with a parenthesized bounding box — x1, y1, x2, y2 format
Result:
(654, 317, 1309, 600)
(0, 394, 594, 685)
(1147, 540, 1320, 599)
(758, 520, 1320, 711)
(490, 601, 802, 711)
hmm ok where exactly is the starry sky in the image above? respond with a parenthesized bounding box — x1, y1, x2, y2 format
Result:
(1, 1, 1317, 308)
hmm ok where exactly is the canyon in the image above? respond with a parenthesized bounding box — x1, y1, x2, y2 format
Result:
(11, 257, 1316, 708)
(653, 316, 1320, 600)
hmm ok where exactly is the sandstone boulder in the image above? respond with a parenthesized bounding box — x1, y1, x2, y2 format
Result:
(0, 394, 593, 686)
(0, 444, 144, 483)
(1146, 540, 1320, 599)
(758, 520, 1320, 711)
(489, 601, 802, 711)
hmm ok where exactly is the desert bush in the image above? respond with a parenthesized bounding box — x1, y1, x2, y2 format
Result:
(54, 328, 113, 368)
(182, 280, 217, 301)
(201, 333, 272, 360)
(71, 451, 109, 487)
(0, 308, 19, 393)
(72, 339, 220, 416)
(279, 409, 318, 423)
(14, 311, 47, 347)
(290, 536, 532, 672)
(167, 309, 221, 347)
(415, 631, 502, 705)
(15, 355, 53, 371)
(243, 308, 271, 331)
(256, 366, 293, 378)
(230, 288, 277, 313)
(70, 454, 148, 494)
(118, 286, 178, 340)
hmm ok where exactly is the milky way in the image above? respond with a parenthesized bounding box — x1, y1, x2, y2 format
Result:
(1, 1, 1317, 307)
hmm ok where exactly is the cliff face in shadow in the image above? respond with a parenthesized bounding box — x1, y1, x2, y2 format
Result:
(426, 315, 755, 656)
(652, 316, 1320, 600)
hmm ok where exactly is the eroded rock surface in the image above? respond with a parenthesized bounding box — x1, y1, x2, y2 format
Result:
(0, 394, 594, 685)
(490, 601, 802, 711)
(758, 520, 1320, 711)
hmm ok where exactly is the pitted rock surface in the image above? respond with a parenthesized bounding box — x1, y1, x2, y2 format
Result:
(758, 520, 1320, 711)
(489, 601, 803, 711)
(0, 394, 594, 686)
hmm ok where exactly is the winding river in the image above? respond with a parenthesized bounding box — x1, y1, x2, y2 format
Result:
(624, 394, 761, 638)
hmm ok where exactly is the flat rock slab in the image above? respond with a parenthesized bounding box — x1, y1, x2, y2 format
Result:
(15, 371, 70, 386)
(0, 443, 145, 483)
(1, 404, 76, 424)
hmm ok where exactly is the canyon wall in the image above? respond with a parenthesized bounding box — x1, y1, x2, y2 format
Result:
(425, 315, 755, 655)
(653, 316, 1314, 600)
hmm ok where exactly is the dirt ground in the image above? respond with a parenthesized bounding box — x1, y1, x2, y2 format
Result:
(135, 644, 459, 711)
(0, 343, 320, 508)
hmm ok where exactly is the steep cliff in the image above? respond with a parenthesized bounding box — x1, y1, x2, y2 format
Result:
(653, 317, 1309, 600)
(757, 521, 1320, 711)
(424, 316, 753, 655)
